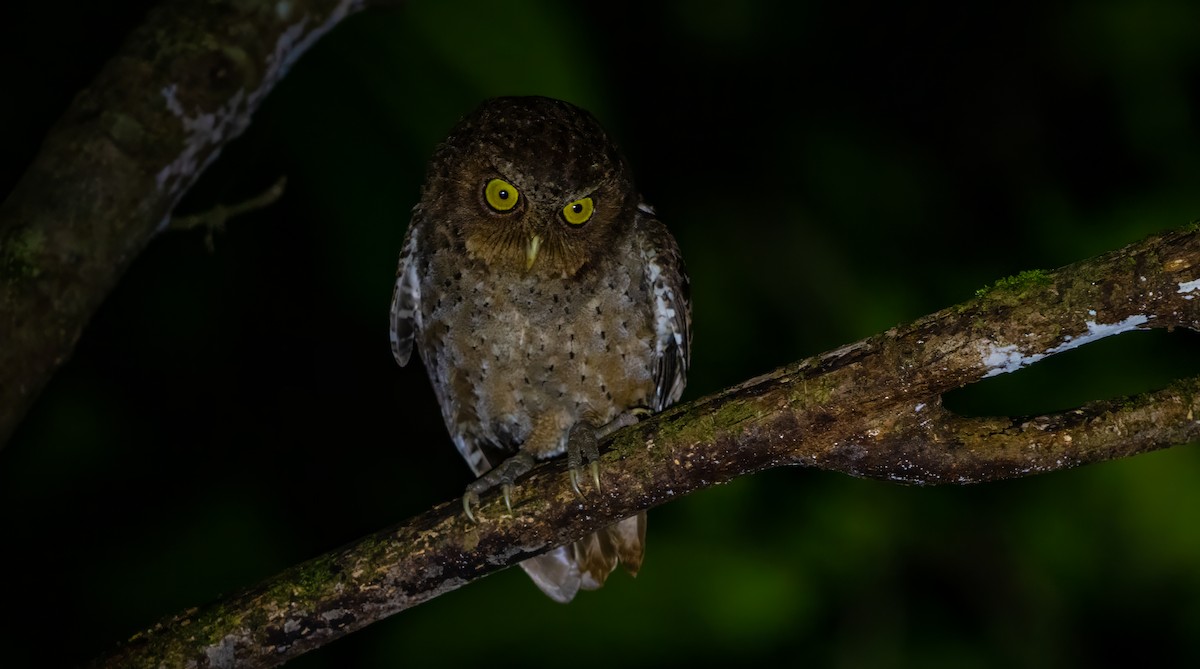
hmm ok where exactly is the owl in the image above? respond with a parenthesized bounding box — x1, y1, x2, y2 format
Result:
(390, 96, 690, 603)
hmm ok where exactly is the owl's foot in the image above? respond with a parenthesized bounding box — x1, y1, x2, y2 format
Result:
(462, 452, 536, 522)
(566, 407, 652, 497)
(567, 431, 601, 498)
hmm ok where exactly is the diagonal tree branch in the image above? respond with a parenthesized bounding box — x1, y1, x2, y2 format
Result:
(0, 0, 386, 449)
(91, 225, 1200, 668)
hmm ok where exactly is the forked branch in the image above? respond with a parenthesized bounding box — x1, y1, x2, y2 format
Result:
(92, 226, 1200, 668)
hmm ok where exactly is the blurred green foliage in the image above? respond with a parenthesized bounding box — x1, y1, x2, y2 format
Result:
(3, 0, 1200, 666)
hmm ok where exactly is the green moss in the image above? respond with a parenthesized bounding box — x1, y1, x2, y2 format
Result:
(2, 229, 45, 280)
(712, 398, 760, 430)
(136, 553, 348, 659)
(809, 377, 834, 405)
(271, 553, 342, 603)
(974, 268, 1053, 299)
(643, 395, 762, 450)
(650, 405, 713, 447)
(788, 374, 834, 407)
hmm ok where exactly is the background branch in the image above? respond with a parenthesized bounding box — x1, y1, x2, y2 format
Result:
(0, 0, 380, 448)
(92, 226, 1200, 668)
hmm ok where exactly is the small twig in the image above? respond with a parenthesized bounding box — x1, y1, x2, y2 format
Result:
(170, 176, 287, 250)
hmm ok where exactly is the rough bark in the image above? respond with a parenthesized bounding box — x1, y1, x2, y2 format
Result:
(0, 0, 375, 448)
(90, 225, 1200, 668)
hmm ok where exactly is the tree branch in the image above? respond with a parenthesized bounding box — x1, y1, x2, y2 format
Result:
(0, 0, 381, 448)
(91, 226, 1200, 668)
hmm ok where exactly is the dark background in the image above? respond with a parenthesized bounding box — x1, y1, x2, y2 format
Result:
(4, 0, 1200, 666)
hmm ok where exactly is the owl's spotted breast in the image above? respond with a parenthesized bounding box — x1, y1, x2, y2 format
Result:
(415, 219, 659, 472)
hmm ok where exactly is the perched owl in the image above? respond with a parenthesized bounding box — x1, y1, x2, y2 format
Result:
(390, 96, 690, 603)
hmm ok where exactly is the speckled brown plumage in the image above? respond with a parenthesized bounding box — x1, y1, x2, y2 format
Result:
(391, 96, 690, 603)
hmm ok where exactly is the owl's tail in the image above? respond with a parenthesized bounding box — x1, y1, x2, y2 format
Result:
(519, 512, 646, 603)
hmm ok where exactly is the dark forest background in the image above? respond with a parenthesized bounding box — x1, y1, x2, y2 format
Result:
(3, 0, 1200, 666)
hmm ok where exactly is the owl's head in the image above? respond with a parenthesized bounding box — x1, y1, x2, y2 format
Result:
(422, 96, 639, 277)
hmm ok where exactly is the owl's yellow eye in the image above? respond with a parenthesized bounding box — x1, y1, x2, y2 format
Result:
(484, 178, 519, 212)
(561, 197, 594, 226)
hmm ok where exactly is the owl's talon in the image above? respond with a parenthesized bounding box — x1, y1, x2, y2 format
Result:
(567, 424, 597, 499)
(569, 468, 584, 497)
(463, 491, 480, 523)
(565, 410, 649, 498)
(463, 452, 534, 519)
(502, 483, 514, 515)
(566, 461, 601, 498)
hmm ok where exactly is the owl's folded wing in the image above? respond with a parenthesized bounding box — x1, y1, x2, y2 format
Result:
(390, 216, 424, 367)
(635, 208, 692, 411)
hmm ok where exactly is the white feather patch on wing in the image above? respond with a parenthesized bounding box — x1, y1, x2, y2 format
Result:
(641, 242, 688, 410)
(389, 226, 423, 367)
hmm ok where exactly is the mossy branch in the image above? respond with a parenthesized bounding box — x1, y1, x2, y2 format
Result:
(91, 226, 1200, 668)
(0, 0, 378, 449)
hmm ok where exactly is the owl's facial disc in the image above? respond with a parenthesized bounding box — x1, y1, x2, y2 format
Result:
(464, 157, 623, 276)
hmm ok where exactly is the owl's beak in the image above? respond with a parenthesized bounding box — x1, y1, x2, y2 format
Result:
(525, 234, 543, 270)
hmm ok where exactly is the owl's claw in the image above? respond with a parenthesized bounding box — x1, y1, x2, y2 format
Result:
(565, 461, 603, 499)
(566, 462, 601, 496)
(566, 462, 602, 496)
(565, 408, 650, 498)
(566, 422, 601, 498)
(502, 483, 514, 514)
(463, 452, 535, 520)
(463, 490, 480, 523)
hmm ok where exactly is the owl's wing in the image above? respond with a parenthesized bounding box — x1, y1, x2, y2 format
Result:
(635, 206, 692, 411)
(389, 215, 424, 367)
